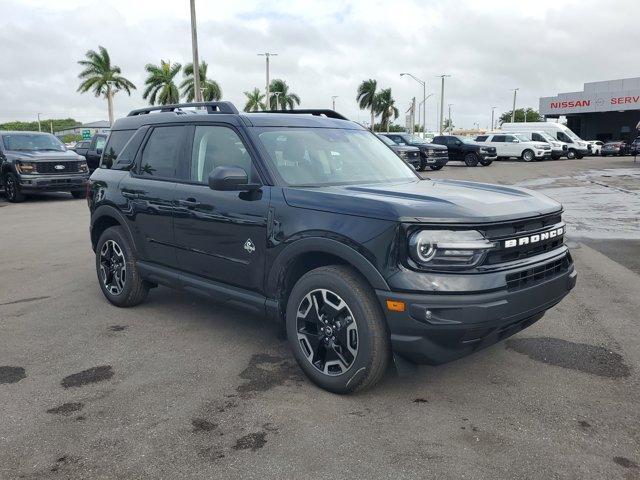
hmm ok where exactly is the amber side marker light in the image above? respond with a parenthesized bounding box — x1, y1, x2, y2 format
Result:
(386, 300, 406, 312)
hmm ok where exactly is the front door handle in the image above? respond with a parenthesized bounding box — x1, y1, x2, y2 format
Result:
(122, 191, 140, 199)
(177, 198, 200, 208)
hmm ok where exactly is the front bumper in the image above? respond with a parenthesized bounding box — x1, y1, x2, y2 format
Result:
(376, 251, 576, 364)
(18, 174, 89, 191)
(423, 154, 449, 167)
(534, 150, 552, 159)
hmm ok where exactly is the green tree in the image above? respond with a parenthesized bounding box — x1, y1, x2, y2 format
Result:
(0, 118, 80, 132)
(374, 88, 399, 132)
(77, 46, 136, 125)
(356, 79, 378, 132)
(268, 79, 301, 110)
(143, 60, 182, 105)
(180, 61, 222, 102)
(243, 88, 266, 112)
(499, 108, 543, 125)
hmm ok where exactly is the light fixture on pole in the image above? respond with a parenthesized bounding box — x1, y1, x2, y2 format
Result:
(331, 95, 338, 110)
(400, 73, 426, 137)
(258, 52, 278, 109)
(511, 88, 519, 123)
(435, 74, 451, 134)
(491, 106, 497, 131)
(273, 91, 282, 110)
(189, 0, 202, 103)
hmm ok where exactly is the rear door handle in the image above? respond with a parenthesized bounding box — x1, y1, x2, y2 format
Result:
(177, 198, 200, 208)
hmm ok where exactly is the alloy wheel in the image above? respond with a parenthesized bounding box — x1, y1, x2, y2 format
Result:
(5, 175, 16, 200)
(99, 239, 127, 295)
(296, 289, 358, 376)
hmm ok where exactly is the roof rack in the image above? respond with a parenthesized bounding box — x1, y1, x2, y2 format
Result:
(253, 109, 348, 120)
(127, 101, 239, 117)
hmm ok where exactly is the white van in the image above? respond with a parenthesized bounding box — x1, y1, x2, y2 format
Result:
(501, 122, 590, 159)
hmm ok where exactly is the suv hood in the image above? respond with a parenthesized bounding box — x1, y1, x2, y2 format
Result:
(283, 179, 561, 224)
(5, 149, 83, 161)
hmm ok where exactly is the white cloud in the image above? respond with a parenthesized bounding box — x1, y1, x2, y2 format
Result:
(1, 0, 639, 129)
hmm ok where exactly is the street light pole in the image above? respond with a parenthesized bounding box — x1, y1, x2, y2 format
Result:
(37, 112, 42, 132)
(189, 0, 202, 103)
(400, 73, 426, 137)
(491, 106, 497, 130)
(448, 104, 453, 133)
(436, 74, 451, 134)
(332, 95, 338, 110)
(258, 52, 278, 109)
(511, 88, 519, 123)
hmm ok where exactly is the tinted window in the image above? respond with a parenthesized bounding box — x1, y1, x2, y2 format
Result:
(139, 126, 185, 178)
(432, 137, 445, 145)
(557, 132, 573, 143)
(475, 136, 488, 142)
(491, 135, 506, 142)
(101, 130, 135, 169)
(190, 126, 255, 183)
(95, 136, 107, 150)
(531, 133, 543, 142)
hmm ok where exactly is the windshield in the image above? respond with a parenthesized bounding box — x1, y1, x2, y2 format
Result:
(539, 132, 556, 142)
(563, 128, 580, 140)
(407, 134, 429, 144)
(2, 133, 65, 152)
(460, 137, 477, 144)
(515, 134, 530, 142)
(378, 135, 395, 146)
(257, 128, 418, 186)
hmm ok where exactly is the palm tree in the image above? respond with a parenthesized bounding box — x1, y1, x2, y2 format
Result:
(180, 61, 222, 102)
(356, 79, 377, 132)
(243, 88, 266, 112)
(374, 88, 399, 132)
(77, 46, 136, 126)
(268, 79, 300, 110)
(142, 60, 182, 105)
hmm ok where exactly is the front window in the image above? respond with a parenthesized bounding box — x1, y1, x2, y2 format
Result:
(2, 133, 65, 152)
(257, 128, 417, 186)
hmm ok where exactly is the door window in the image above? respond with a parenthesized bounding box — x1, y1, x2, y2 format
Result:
(95, 136, 107, 150)
(491, 135, 506, 142)
(101, 130, 135, 169)
(139, 126, 185, 179)
(190, 125, 255, 183)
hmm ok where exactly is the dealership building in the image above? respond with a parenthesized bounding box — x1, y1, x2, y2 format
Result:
(540, 77, 640, 141)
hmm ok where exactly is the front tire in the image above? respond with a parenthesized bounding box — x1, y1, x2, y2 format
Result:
(3, 173, 25, 202)
(95, 226, 149, 307)
(567, 149, 577, 159)
(479, 159, 493, 166)
(464, 153, 479, 167)
(522, 149, 535, 162)
(286, 265, 390, 394)
(429, 164, 444, 171)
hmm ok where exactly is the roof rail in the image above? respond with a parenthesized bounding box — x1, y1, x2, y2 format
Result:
(253, 109, 349, 121)
(127, 101, 239, 117)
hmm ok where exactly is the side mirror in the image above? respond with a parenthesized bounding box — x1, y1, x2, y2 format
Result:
(208, 166, 260, 191)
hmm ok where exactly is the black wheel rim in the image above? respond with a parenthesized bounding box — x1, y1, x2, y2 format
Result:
(6, 176, 15, 200)
(99, 239, 127, 295)
(296, 289, 358, 376)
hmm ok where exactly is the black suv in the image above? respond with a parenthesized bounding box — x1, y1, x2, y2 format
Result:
(377, 134, 421, 169)
(88, 102, 576, 393)
(379, 133, 448, 171)
(71, 133, 108, 172)
(0, 131, 89, 202)
(432, 135, 496, 166)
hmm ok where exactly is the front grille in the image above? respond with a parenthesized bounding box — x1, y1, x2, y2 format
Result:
(506, 255, 570, 291)
(408, 151, 419, 158)
(35, 161, 81, 174)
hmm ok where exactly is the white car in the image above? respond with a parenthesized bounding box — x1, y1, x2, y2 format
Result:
(475, 133, 552, 161)
(587, 140, 604, 155)
(501, 122, 590, 159)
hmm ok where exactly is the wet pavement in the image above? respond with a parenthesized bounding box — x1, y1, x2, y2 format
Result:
(1, 156, 639, 479)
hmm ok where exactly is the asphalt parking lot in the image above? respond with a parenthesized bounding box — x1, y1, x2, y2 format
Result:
(1, 156, 639, 479)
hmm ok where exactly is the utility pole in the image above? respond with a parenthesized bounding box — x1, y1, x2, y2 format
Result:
(37, 113, 42, 132)
(50, 121, 53, 134)
(189, 0, 202, 103)
(332, 95, 338, 110)
(258, 52, 277, 109)
(511, 88, 519, 123)
(448, 104, 453, 133)
(400, 73, 426, 137)
(273, 91, 281, 110)
(418, 93, 434, 133)
(436, 74, 451, 134)
(491, 106, 497, 131)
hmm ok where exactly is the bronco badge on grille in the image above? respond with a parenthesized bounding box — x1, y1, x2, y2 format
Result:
(504, 226, 564, 248)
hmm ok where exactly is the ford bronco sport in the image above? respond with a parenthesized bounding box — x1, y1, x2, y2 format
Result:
(88, 102, 576, 393)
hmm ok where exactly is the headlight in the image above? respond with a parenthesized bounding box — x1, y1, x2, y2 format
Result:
(408, 230, 496, 270)
(15, 161, 36, 174)
(79, 162, 89, 173)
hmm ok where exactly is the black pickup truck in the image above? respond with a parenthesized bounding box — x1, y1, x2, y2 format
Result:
(379, 133, 449, 171)
(88, 102, 576, 393)
(0, 131, 89, 202)
(71, 133, 107, 172)
(432, 135, 497, 166)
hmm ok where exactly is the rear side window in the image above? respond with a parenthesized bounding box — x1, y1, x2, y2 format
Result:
(491, 135, 506, 142)
(139, 126, 186, 179)
(100, 130, 135, 169)
(475, 135, 488, 142)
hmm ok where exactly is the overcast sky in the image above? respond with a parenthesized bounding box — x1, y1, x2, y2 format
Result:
(1, 0, 639, 129)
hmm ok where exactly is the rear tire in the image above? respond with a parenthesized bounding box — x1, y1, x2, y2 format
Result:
(522, 149, 535, 162)
(95, 226, 149, 307)
(286, 265, 390, 394)
(464, 153, 479, 167)
(3, 173, 25, 202)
